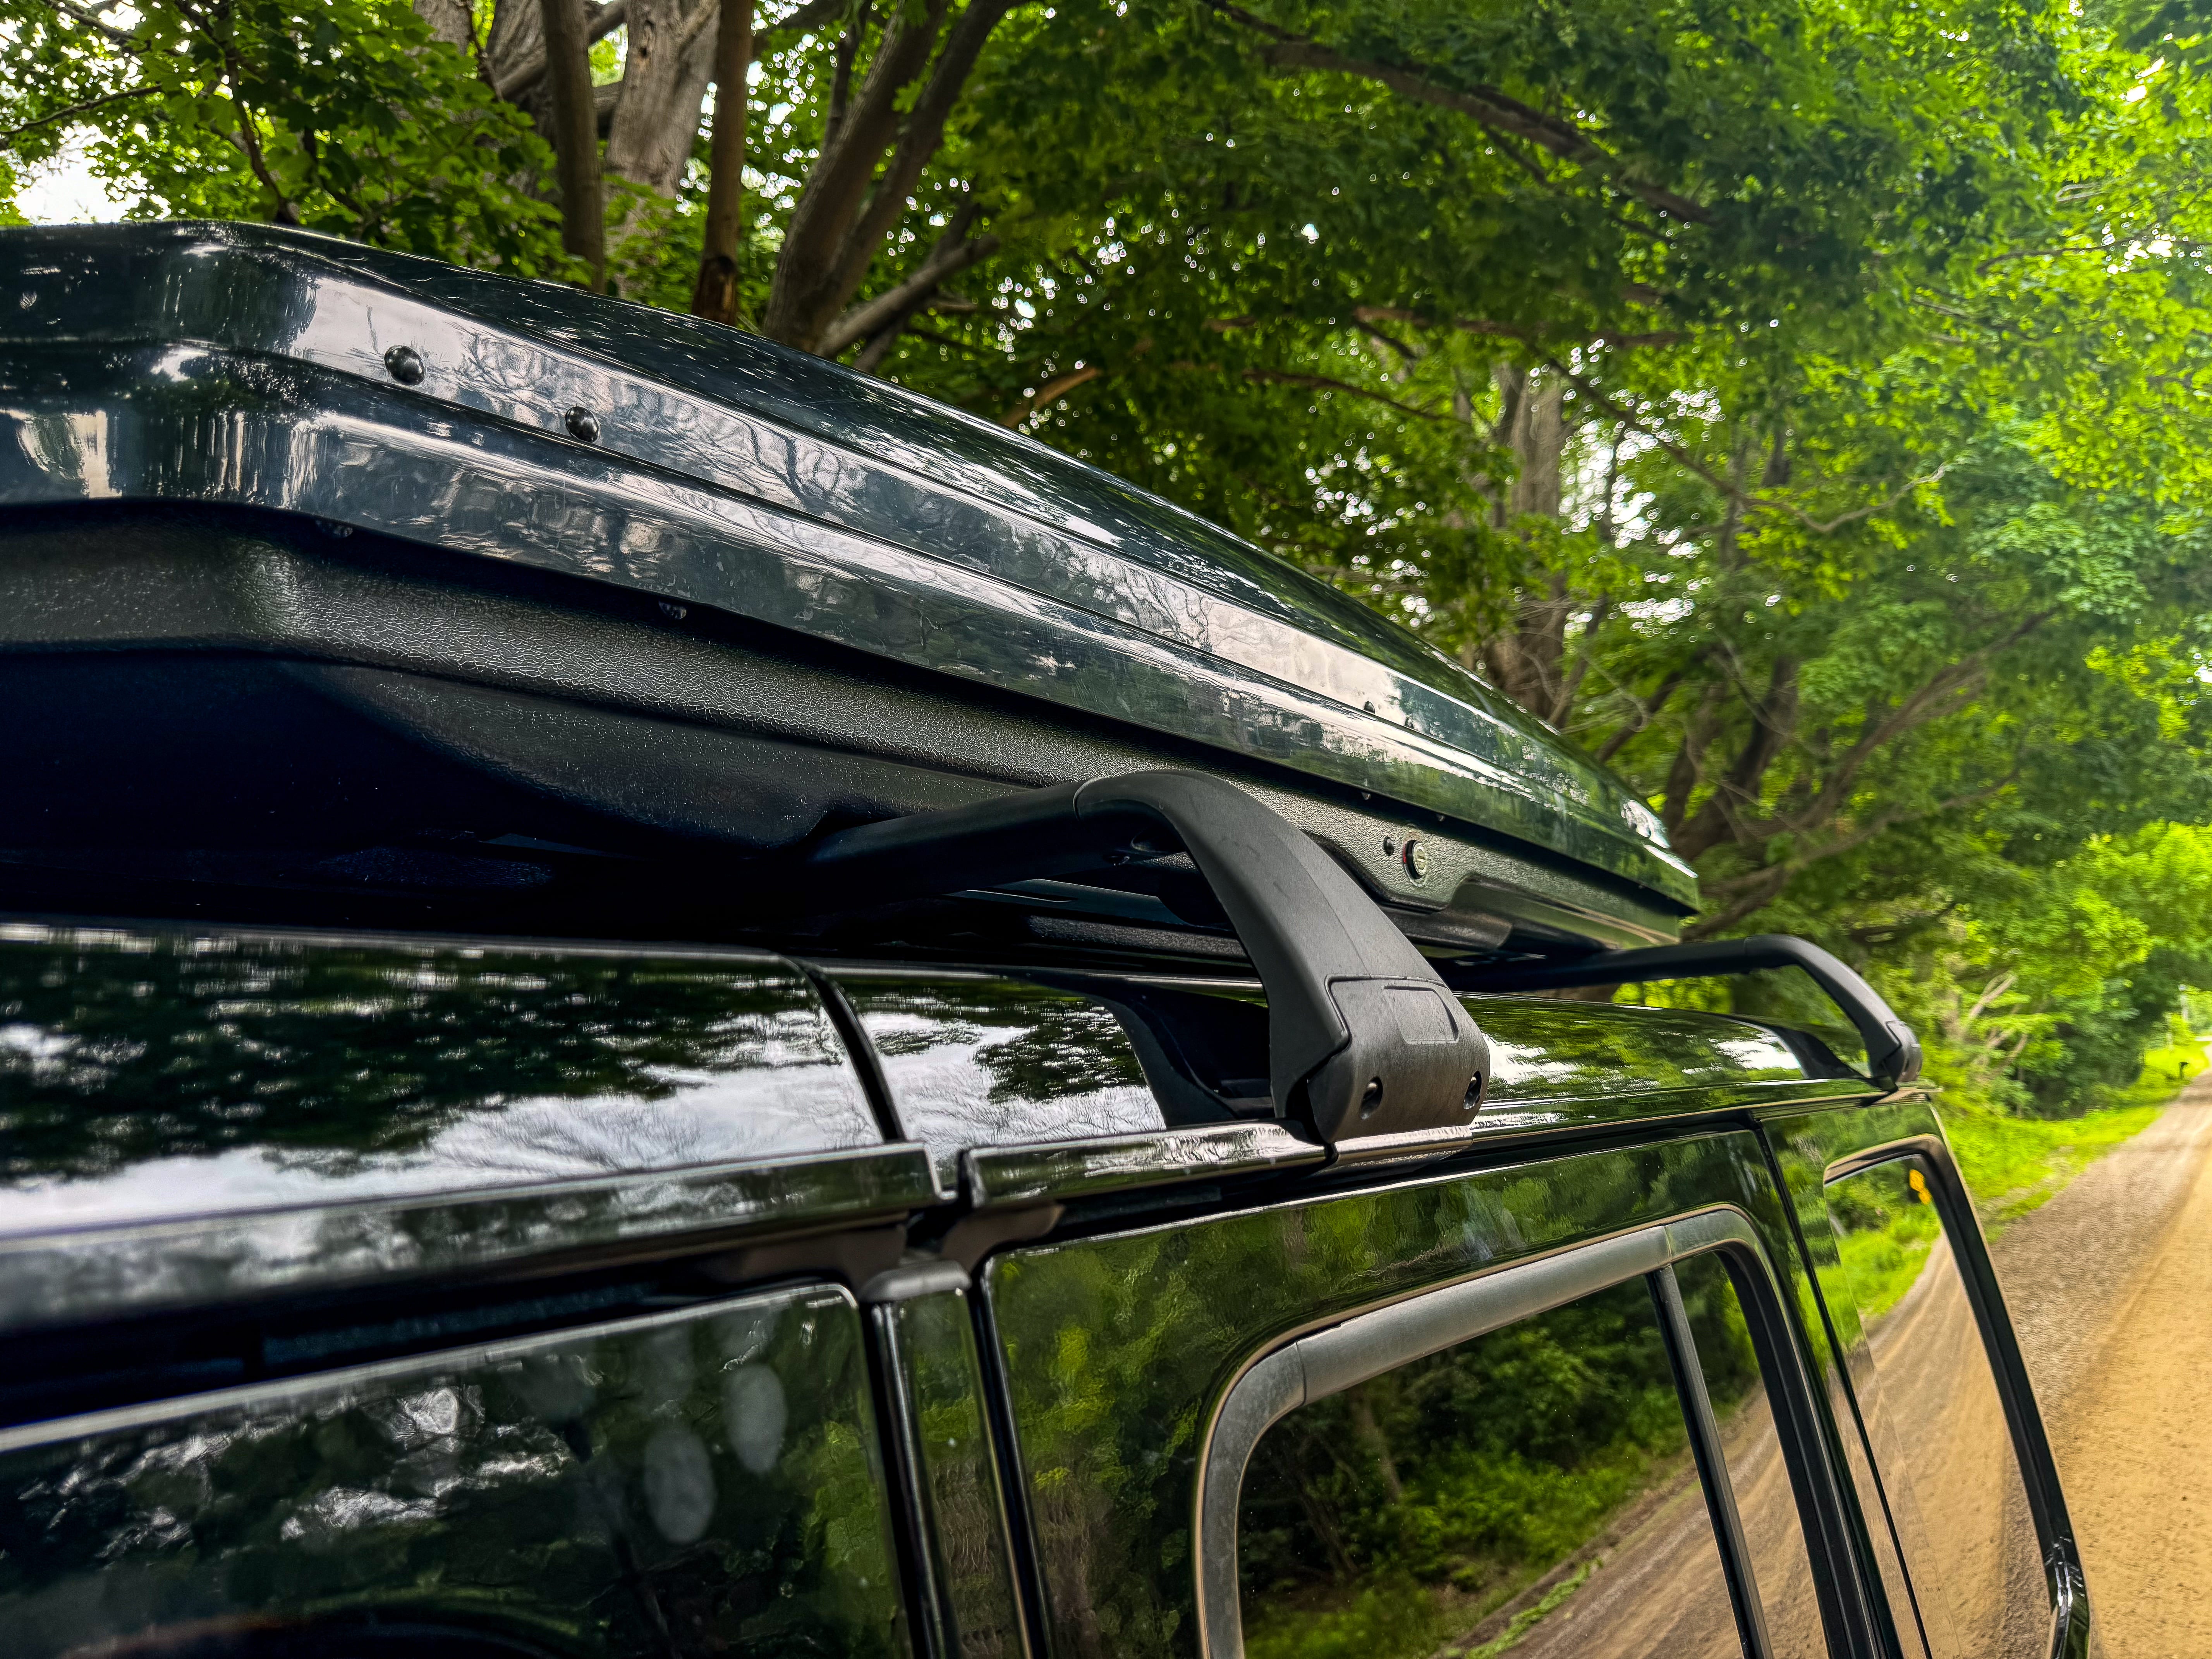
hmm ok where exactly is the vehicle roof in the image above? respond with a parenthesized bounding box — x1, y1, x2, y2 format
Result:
(0, 922, 1872, 1332)
(0, 221, 1693, 914)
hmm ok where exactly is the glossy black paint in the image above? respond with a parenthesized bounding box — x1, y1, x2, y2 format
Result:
(867, 1269, 1029, 1659)
(835, 972, 1163, 1194)
(0, 923, 881, 1224)
(0, 923, 940, 1332)
(0, 222, 1692, 917)
(0, 507, 1674, 952)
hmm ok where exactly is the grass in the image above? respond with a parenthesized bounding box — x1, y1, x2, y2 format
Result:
(1830, 1189, 1943, 1323)
(1943, 1033, 2207, 1231)
(1241, 1438, 1686, 1659)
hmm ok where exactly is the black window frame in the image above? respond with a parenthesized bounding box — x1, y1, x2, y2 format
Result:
(1819, 1136, 2093, 1659)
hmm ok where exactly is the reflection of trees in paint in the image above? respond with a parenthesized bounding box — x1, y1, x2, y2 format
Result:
(1472, 993, 1809, 1100)
(0, 933, 866, 1182)
(0, 1286, 907, 1659)
(849, 980, 1162, 1158)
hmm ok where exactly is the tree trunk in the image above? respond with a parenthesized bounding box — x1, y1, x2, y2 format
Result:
(691, 0, 753, 323)
(1477, 363, 1576, 726)
(537, 0, 607, 288)
(413, 0, 475, 47)
(488, 0, 558, 139)
(605, 0, 716, 199)
(761, 0, 1019, 350)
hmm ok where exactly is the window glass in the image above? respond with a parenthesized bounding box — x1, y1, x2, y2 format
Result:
(0, 1283, 908, 1658)
(1235, 1277, 1750, 1659)
(1824, 1157, 2045, 1657)
(1673, 1253, 1827, 1658)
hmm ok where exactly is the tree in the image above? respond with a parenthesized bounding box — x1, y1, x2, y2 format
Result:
(0, 0, 563, 268)
(7, 0, 2211, 1103)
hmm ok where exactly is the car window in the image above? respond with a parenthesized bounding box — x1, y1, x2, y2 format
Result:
(1234, 1273, 1791, 1659)
(1671, 1253, 1827, 1658)
(1824, 1156, 2045, 1658)
(0, 1283, 908, 1659)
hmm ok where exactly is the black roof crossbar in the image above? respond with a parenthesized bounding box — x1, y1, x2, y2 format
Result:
(1455, 934, 1923, 1091)
(774, 770, 1492, 1147)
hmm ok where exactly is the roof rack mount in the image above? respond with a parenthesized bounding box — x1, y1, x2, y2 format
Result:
(779, 770, 1492, 1147)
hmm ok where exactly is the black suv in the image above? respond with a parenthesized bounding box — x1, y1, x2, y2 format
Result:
(0, 223, 2084, 1659)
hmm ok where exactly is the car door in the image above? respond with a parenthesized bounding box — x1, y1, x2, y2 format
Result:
(841, 960, 1919, 1659)
(1761, 1099, 2093, 1659)
(976, 1124, 1886, 1659)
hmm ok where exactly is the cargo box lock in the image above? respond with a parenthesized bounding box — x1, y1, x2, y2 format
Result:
(775, 769, 1492, 1148)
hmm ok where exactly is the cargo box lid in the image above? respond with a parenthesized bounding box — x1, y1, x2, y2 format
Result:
(0, 222, 1694, 918)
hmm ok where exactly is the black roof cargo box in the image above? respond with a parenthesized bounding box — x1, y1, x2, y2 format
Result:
(0, 222, 1693, 958)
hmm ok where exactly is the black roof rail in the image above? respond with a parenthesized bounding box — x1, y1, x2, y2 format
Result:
(1455, 934, 1923, 1091)
(773, 770, 1492, 1147)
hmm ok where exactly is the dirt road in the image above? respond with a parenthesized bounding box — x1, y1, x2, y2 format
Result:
(1986, 1080, 2212, 1657)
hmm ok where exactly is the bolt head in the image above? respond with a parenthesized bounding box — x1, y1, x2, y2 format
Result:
(1402, 837, 1429, 880)
(383, 344, 425, 386)
(565, 405, 601, 443)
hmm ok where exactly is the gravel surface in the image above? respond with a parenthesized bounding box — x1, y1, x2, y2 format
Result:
(1979, 1079, 2212, 1657)
(1985, 1079, 2212, 1408)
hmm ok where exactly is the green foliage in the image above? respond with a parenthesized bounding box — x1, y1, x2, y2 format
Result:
(1237, 1269, 1758, 1659)
(0, 0, 565, 270)
(7, 0, 2211, 1107)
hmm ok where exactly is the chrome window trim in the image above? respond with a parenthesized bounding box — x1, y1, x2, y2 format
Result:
(963, 1122, 1324, 1210)
(1192, 1204, 1765, 1659)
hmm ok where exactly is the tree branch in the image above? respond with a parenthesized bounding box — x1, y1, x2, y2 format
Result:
(0, 85, 155, 148)
(1685, 776, 2017, 937)
(764, 0, 957, 345)
(494, 0, 630, 99)
(1737, 610, 2053, 845)
(1672, 656, 1798, 861)
(1591, 665, 1688, 764)
(1540, 351, 1951, 534)
(1350, 304, 1680, 349)
(818, 222, 1000, 356)
(1001, 363, 1102, 425)
(822, 0, 1024, 324)
(495, 0, 837, 100)
(1238, 367, 1451, 420)
(1202, 0, 1711, 225)
(34, 0, 136, 48)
